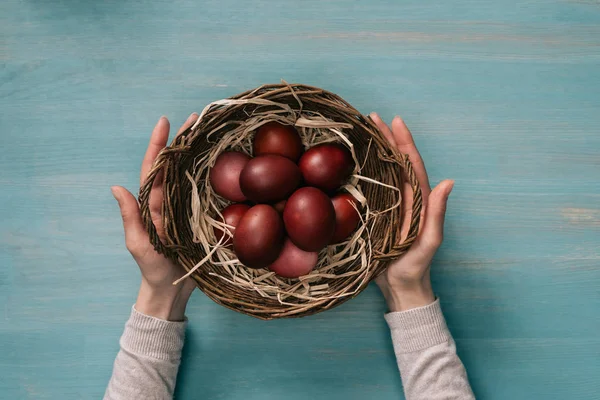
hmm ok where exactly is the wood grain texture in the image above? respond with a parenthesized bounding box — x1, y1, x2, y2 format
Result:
(1, 0, 599, 399)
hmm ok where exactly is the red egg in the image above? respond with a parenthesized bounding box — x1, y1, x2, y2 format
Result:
(269, 238, 318, 278)
(253, 121, 303, 162)
(239, 155, 302, 203)
(214, 203, 251, 246)
(283, 187, 336, 252)
(233, 205, 284, 269)
(330, 193, 361, 244)
(298, 143, 354, 192)
(209, 151, 251, 202)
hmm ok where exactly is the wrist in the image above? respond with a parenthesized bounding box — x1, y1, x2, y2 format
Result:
(384, 281, 435, 312)
(135, 280, 191, 321)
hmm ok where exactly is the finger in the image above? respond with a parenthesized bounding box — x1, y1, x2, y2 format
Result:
(418, 179, 454, 252)
(111, 186, 149, 258)
(176, 112, 199, 137)
(399, 178, 414, 240)
(141, 117, 172, 220)
(370, 113, 415, 241)
(140, 116, 171, 186)
(391, 116, 431, 200)
(149, 113, 197, 218)
(150, 113, 197, 211)
(370, 112, 396, 148)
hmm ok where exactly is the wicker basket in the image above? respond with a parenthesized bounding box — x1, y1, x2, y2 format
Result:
(138, 83, 422, 319)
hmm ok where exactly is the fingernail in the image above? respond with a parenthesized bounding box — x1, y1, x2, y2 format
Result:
(369, 112, 379, 121)
(158, 115, 168, 123)
(448, 180, 455, 194)
(110, 186, 120, 201)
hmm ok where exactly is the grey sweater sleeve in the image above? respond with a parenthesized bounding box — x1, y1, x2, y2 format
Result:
(104, 306, 187, 400)
(385, 299, 475, 400)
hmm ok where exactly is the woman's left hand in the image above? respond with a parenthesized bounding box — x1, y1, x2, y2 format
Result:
(111, 114, 198, 321)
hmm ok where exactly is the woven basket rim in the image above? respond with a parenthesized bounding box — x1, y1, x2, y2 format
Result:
(138, 82, 422, 319)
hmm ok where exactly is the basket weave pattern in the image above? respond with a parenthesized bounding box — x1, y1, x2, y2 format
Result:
(139, 83, 422, 319)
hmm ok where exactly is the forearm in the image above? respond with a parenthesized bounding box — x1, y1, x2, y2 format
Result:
(384, 287, 474, 400)
(104, 306, 186, 400)
(104, 283, 190, 400)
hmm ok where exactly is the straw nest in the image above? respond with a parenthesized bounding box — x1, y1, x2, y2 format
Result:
(138, 83, 422, 319)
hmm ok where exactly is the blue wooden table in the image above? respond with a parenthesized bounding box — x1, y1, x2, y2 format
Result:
(2, 1, 599, 399)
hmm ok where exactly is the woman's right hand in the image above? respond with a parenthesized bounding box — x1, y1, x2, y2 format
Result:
(370, 113, 454, 312)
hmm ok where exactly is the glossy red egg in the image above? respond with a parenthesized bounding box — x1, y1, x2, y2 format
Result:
(253, 121, 303, 162)
(239, 155, 302, 203)
(298, 143, 354, 192)
(233, 205, 284, 269)
(283, 187, 336, 252)
(330, 193, 361, 244)
(214, 203, 251, 246)
(269, 238, 318, 278)
(209, 151, 251, 202)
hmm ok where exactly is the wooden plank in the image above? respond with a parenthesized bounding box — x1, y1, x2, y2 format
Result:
(1, 0, 599, 398)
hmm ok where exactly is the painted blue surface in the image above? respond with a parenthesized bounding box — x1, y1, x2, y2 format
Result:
(1, 1, 599, 399)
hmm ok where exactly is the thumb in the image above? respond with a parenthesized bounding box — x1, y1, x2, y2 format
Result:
(111, 186, 148, 256)
(419, 179, 454, 252)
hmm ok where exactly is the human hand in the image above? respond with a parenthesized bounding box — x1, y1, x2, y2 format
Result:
(111, 114, 198, 321)
(370, 113, 454, 312)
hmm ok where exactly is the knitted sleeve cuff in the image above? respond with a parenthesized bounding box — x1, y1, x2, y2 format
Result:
(384, 298, 452, 353)
(119, 305, 187, 361)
